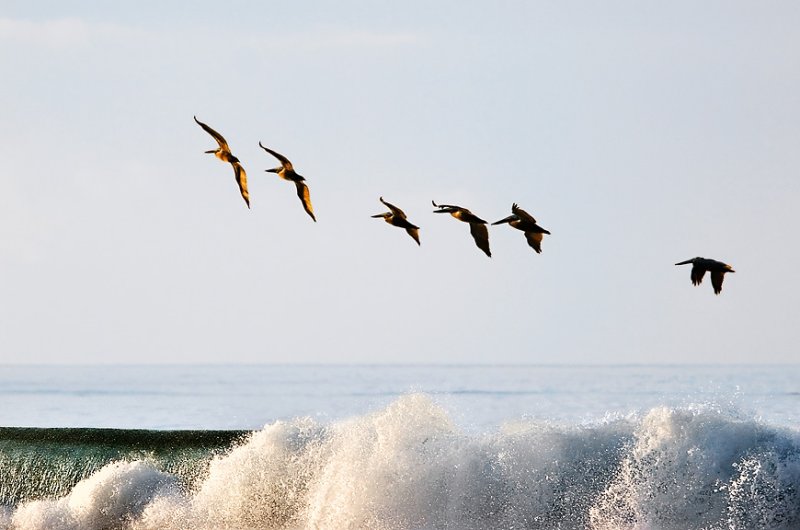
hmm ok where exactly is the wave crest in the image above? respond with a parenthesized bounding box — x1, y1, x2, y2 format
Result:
(4, 395, 799, 530)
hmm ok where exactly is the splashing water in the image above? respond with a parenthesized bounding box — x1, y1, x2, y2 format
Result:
(2, 395, 798, 530)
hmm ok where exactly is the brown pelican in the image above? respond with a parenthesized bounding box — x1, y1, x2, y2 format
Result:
(258, 142, 315, 222)
(372, 197, 420, 245)
(194, 116, 250, 208)
(492, 203, 551, 254)
(432, 200, 491, 257)
(675, 257, 735, 295)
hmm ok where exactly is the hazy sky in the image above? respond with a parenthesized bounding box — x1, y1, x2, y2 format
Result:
(1, 1, 798, 364)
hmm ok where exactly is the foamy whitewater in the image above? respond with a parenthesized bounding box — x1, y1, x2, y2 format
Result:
(0, 365, 798, 529)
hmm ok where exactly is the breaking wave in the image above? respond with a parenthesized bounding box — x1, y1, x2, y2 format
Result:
(1, 394, 798, 529)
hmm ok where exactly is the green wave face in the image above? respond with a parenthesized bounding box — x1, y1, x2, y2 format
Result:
(0, 428, 247, 506)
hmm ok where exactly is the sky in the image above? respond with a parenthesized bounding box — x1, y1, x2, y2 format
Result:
(0, 1, 798, 365)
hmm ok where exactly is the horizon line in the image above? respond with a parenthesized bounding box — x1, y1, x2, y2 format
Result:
(0, 361, 797, 368)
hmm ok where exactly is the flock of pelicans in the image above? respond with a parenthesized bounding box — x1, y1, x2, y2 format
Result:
(195, 116, 736, 295)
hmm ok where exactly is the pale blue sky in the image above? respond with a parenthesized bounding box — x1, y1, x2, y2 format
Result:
(1, 2, 798, 364)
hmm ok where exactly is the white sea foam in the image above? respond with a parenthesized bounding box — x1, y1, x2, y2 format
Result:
(589, 406, 800, 529)
(10, 461, 177, 530)
(7, 394, 800, 530)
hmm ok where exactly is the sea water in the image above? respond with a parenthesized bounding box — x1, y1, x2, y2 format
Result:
(0, 364, 798, 529)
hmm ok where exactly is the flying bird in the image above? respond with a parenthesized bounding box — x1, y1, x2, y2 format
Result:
(432, 200, 491, 257)
(675, 257, 735, 295)
(259, 142, 315, 222)
(372, 197, 420, 245)
(194, 116, 250, 208)
(492, 203, 551, 254)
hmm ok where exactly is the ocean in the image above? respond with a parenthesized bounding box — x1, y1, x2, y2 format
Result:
(0, 364, 798, 529)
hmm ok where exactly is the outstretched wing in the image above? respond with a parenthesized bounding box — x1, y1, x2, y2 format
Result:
(380, 197, 407, 219)
(469, 222, 491, 257)
(512, 203, 537, 224)
(710, 271, 725, 295)
(295, 181, 316, 222)
(393, 216, 418, 230)
(524, 231, 544, 253)
(405, 227, 421, 246)
(232, 162, 250, 209)
(259, 142, 294, 171)
(458, 209, 487, 224)
(691, 264, 706, 286)
(194, 116, 230, 150)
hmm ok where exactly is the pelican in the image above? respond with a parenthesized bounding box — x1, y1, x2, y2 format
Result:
(432, 200, 491, 257)
(492, 203, 551, 254)
(194, 116, 250, 208)
(259, 142, 315, 222)
(372, 197, 420, 245)
(675, 257, 735, 295)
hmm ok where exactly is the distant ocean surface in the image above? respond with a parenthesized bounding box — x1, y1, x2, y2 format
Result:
(0, 364, 798, 529)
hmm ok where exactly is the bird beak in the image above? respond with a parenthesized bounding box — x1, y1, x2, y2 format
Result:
(371, 213, 386, 218)
(729, 269, 736, 273)
(674, 259, 694, 266)
(491, 215, 515, 226)
(265, 168, 278, 173)
(204, 150, 215, 154)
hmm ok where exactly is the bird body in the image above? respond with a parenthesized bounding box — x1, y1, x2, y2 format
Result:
(372, 197, 420, 245)
(432, 200, 491, 257)
(259, 142, 316, 222)
(675, 257, 735, 295)
(194, 116, 250, 208)
(492, 203, 550, 253)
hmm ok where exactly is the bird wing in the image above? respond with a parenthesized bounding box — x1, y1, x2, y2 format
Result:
(393, 217, 418, 230)
(469, 222, 491, 257)
(524, 231, 543, 254)
(295, 181, 316, 222)
(194, 116, 230, 150)
(711, 271, 725, 295)
(691, 264, 706, 286)
(380, 197, 407, 219)
(232, 162, 250, 209)
(458, 210, 487, 224)
(512, 203, 537, 224)
(405, 227, 421, 246)
(709, 259, 733, 272)
(259, 142, 294, 171)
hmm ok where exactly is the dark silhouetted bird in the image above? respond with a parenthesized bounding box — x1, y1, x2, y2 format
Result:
(492, 203, 551, 254)
(194, 116, 250, 208)
(372, 197, 420, 245)
(675, 257, 735, 295)
(432, 200, 491, 257)
(259, 142, 315, 222)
